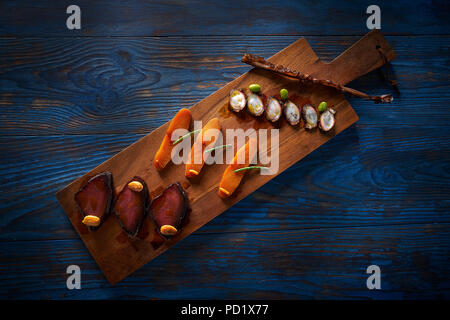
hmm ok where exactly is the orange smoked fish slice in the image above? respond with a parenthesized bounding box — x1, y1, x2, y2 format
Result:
(153, 108, 192, 170)
(185, 117, 221, 178)
(218, 138, 258, 198)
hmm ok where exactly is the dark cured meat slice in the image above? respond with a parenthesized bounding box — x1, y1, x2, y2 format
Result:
(74, 172, 113, 231)
(149, 182, 189, 238)
(113, 176, 149, 237)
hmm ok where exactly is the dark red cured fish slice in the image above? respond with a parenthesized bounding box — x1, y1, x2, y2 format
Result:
(74, 172, 113, 231)
(149, 182, 189, 238)
(113, 176, 149, 237)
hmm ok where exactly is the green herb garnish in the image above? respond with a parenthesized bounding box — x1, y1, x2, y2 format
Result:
(249, 83, 261, 93)
(318, 101, 328, 113)
(204, 144, 232, 154)
(234, 166, 269, 173)
(172, 129, 201, 145)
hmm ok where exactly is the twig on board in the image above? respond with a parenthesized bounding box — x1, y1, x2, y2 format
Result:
(241, 53, 393, 103)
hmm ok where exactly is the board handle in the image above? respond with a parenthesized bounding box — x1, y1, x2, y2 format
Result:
(324, 30, 396, 86)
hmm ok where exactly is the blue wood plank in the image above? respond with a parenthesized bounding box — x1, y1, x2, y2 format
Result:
(0, 36, 448, 135)
(0, 124, 448, 241)
(0, 224, 448, 299)
(0, 0, 449, 298)
(1, 0, 449, 37)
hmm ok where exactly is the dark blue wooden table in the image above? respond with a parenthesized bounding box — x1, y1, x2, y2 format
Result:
(0, 0, 449, 299)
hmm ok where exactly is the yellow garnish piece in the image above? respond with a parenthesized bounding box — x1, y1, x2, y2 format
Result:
(160, 225, 178, 236)
(188, 169, 199, 176)
(128, 180, 143, 192)
(82, 215, 101, 227)
(219, 187, 230, 196)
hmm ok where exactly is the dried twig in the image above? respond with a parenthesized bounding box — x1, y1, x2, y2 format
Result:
(242, 54, 393, 103)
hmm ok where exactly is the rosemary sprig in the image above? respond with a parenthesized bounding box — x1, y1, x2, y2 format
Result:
(172, 129, 201, 145)
(204, 144, 232, 154)
(234, 166, 269, 173)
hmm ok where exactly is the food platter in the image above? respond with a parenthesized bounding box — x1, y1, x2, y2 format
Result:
(56, 30, 395, 284)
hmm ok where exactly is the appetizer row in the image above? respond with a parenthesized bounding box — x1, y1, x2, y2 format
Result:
(153, 108, 265, 198)
(76, 87, 338, 237)
(230, 84, 336, 132)
(75, 172, 189, 238)
(151, 85, 337, 200)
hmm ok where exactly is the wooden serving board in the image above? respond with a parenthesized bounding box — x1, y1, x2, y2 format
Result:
(56, 30, 395, 285)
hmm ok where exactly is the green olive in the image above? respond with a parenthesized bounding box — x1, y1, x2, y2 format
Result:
(280, 88, 288, 100)
(249, 83, 261, 93)
(318, 101, 328, 113)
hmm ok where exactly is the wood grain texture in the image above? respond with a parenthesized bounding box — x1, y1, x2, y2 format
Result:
(55, 31, 395, 284)
(0, 35, 448, 136)
(1, 0, 449, 299)
(1, 126, 449, 241)
(1, 0, 449, 36)
(0, 224, 448, 299)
